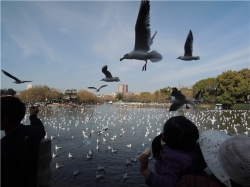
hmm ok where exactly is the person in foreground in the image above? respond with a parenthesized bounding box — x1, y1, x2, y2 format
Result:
(138, 116, 207, 187)
(1, 96, 46, 187)
(197, 129, 249, 187)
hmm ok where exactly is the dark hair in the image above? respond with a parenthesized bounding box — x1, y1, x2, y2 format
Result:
(1, 96, 26, 127)
(152, 116, 199, 160)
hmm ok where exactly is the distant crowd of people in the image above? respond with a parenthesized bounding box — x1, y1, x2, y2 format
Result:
(1, 96, 249, 187)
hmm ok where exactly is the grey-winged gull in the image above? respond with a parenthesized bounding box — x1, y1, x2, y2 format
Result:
(194, 89, 203, 103)
(177, 30, 200, 61)
(2, 70, 32, 84)
(169, 87, 195, 111)
(88, 85, 107, 92)
(101, 65, 120, 82)
(120, 0, 162, 71)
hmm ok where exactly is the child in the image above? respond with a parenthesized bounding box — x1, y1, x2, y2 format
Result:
(138, 116, 207, 187)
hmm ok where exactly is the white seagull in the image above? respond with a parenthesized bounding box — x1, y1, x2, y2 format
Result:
(88, 85, 108, 92)
(101, 65, 120, 82)
(120, 0, 162, 71)
(177, 30, 200, 61)
(169, 87, 195, 111)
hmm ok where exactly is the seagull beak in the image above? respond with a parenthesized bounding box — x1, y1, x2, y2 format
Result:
(120, 58, 123, 61)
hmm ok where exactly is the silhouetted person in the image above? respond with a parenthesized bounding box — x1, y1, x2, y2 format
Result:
(1, 96, 46, 187)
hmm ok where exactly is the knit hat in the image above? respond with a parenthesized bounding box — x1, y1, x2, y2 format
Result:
(199, 129, 250, 187)
(218, 134, 250, 187)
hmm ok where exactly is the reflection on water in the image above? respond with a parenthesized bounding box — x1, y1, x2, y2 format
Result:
(1, 105, 249, 186)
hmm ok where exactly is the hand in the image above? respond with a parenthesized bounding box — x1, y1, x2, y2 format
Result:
(29, 105, 39, 116)
(138, 153, 150, 178)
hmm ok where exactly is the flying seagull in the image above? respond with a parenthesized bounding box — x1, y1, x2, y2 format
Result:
(120, 0, 162, 71)
(77, 133, 91, 148)
(2, 70, 32, 84)
(169, 87, 195, 111)
(88, 85, 108, 92)
(177, 30, 200, 61)
(194, 89, 203, 103)
(101, 65, 120, 82)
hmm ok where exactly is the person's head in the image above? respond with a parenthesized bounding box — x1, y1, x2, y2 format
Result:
(199, 130, 250, 187)
(152, 116, 199, 159)
(1, 96, 26, 131)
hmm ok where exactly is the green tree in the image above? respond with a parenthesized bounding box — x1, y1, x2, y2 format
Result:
(216, 70, 246, 107)
(140, 92, 151, 103)
(238, 68, 250, 102)
(193, 78, 217, 103)
(116, 93, 123, 101)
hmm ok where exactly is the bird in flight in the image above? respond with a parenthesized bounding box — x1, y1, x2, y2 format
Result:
(2, 70, 32, 84)
(101, 65, 120, 82)
(88, 85, 108, 92)
(169, 87, 195, 111)
(194, 89, 203, 103)
(77, 133, 91, 148)
(120, 0, 162, 71)
(177, 30, 200, 61)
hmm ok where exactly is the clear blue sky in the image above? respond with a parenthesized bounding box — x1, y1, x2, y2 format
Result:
(1, 1, 249, 94)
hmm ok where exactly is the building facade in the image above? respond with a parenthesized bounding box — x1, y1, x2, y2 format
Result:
(27, 84, 33, 89)
(118, 84, 128, 94)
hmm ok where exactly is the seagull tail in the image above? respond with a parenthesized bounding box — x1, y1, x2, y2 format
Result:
(148, 50, 163, 62)
(187, 100, 196, 107)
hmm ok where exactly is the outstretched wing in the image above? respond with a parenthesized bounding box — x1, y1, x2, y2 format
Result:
(169, 103, 185, 111)
(88, 87, 97, 90)
(134, 0, 151, 52)
(195, 90, 202, 100)
(2, 70, 21, 82)
(98, 85, 108, 90)
(171, 87, 186, 100)
(77, 133, 91, 148)
(102, 65, 112, 78)
(184, 30, 193, 56)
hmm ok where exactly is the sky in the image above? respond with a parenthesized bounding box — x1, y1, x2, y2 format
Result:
(1, 1, 250, 95)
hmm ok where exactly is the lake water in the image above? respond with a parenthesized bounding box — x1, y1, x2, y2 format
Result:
(1, 105, 249, 187)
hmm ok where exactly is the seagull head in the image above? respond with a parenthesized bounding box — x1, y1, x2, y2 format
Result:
(120, 54, 129, 61)
(177, 56, 181, 59)
(114, 77, 121, 82)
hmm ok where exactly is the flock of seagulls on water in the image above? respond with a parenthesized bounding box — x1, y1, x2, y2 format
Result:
(18, 104, 249, 186)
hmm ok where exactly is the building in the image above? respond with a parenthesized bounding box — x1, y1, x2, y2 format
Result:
(27, 84, 32, 90)
(118, 84, 128, 94)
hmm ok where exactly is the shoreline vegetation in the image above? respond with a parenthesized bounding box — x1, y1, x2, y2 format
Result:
(45, 102, 250, 110)
(1, 68, 249, 109)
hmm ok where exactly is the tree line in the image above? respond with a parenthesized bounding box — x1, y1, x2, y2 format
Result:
(1, 68, 249, 107)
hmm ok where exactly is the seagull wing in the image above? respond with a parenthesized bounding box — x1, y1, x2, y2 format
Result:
(77, 133, 91, 148)
(88, 87, 97, 90)
(22, 81, 32, 83)
(98, 85, 108, 90)
(169, 103, 185, 111)
(184, 30, 193, 56)
(102, 65, 113, 78)
(171, 89, 186, 100)
(195, 90, 201, 100)
(134, 0, 151, 52)
(2, 70, 21, 82)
